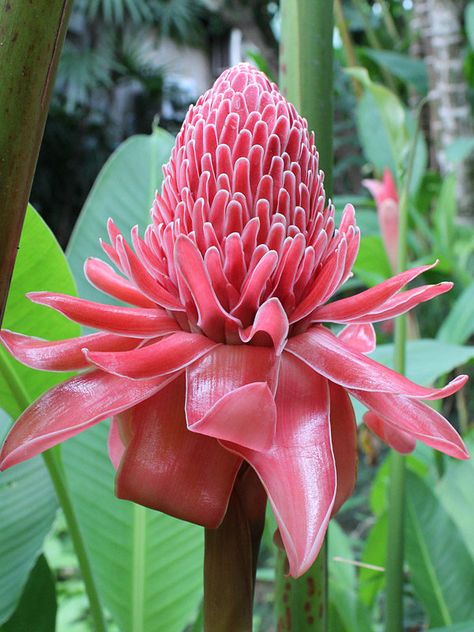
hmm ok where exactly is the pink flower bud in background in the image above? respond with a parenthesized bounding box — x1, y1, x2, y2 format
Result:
(363, 169, 399, 271)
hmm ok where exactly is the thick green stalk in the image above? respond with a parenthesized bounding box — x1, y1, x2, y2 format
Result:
(280, 0, 334, 193)
(275, 542, 328, 631)
(385, 103, 423, 632)
(204, 468, 266, 631)
(279, 3, 333, 631)
(0, 0, 73, 323)
(0, 352, 107, 632)
(334, 0, 362, 99)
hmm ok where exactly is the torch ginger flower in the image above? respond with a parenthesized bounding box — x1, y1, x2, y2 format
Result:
(0, 64, 468, 578)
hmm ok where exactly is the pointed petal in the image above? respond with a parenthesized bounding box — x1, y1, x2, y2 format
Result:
(353, 390, 469, 459)
(289, 244, 345, 323)
(0, 330, 139, 371)
(0, 371, 172, 469)
(286, 326, 468, 400)
(363, 411, 416, 454)
(239, 297, 289, 354)
(344, 283, 452, 324)
(116, 375, 241, 527)
(115, 236, 183, 310)
(329, 383, 358, 514)
(27, 292, 180, 338)
(186, 345, 278, 451)
(175, 234, 241, 340)
(86, 331, 219, 379)
(310, 262, 438, 323)
(222, 353, 336, 577)
(338, 323, 376, 354)
(84, 257, 156, 308)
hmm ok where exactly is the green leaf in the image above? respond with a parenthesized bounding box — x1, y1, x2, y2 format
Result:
(370, 340, 474, 387)
(358, 513, 387, 609)
(0, 206, 79, 418)
(361, 49, 428, 94)
(62, 425, 203, 632)
(0, 205, 80, 623)
(64, 130, 204, 631)
(437, 282, 474, 344)
(66, 129, 175, 304)
(328, 522, 373, 632)
(0, 417, 57, 624)
(353, 235, 392, 287)
(437, 433, 474, 560)
(348, 67, 427, 194)
(430, 623, 474, 632)
(1, 555, 56, 632)
(445, 136, 474, 163)
(406, 471, 474, 627)
(351, 339, 474, 424)
(433, 173, 457, 260)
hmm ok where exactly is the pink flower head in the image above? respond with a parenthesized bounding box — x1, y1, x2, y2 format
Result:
(363, 169, 399, 271)
(0, 64, 468, 577)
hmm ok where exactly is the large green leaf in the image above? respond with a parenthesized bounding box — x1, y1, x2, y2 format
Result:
(0, 206, 80, 623)
(361, 49, 428, 94)
(370, 340, 474, 386)
(64, 130, 205, 631)
(433, 173, 457, 262)
(358, 513, 387, 609)
(66, 129, 175, 304)
(328, 522, 373, 632)
(0, 413, 57, 625)
(0, 206, 79, 418)
(406, 471, 474, 627)
(1, 555, 56, 632)
(348, 67, 427, 194)
(353, 235, 392, 287)
(351, 340, 474, 423)
(437, 282, 474, 344)
(438, 434, 474, 560)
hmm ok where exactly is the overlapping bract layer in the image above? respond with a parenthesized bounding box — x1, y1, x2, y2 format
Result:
(0, 64, 468, 577)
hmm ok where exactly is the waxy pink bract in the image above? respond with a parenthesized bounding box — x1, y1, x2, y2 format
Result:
(0, 64, 468, 577)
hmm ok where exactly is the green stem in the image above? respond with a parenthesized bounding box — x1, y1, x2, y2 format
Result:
(280, 0, 333, 193)
(378, 0, 400, 43)
(351, 0, 398, 93)
(0, 0, 73, 324)
(43, 450, 108, 632)
(0, 352, 107, 632)
(334, 0, 362, 99)
(385, 101, 424, 632)
(275, 542, 328, 631)
(203, 468, 266, 632)
(279, 3, 332, 631)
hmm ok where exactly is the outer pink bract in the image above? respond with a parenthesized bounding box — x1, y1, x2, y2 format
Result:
(0, 64, 468, 578)
(363, 169, 399, 271)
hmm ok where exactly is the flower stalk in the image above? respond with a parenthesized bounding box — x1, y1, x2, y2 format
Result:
(279, 1, 333, 630)
(0, 0, 73, 324)
(204, 468, 266, 632)
(385, 102, 424, 632)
